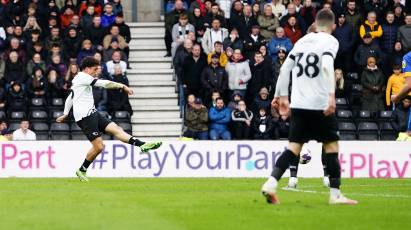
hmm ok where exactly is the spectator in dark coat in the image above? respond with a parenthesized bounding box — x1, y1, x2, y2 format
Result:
(174, 39, 193, 85)
(189, 7, 207, 42)
(231, 100, 253, 140)
(381, 12, 399, 75)
(333, 13, 355, 73)
(63, 27, 83, 62)
(182, 44, 208, 96)
(107, 65, 133, 115)
(251, 87, 271, 115)
(247, 52, 271, 104)
(299, 0, 317, 28)
(47, 54, 67, 79)
(113, 13, 131, 44)
(354, 33, 384, 69)
(229, 0, 244, 31)
(46, 69, 62, 101)
(397, 14, 411, 52)
(4, 51, 26, 86)
(201, 53, 228, 103)
(243, 25, 266, 59)
(269, 47, 286, 99)
(84, 15, 106, 50)
(26, 67, 47, 99)
(204, 3, 227, 29)
(7, 82, 27, 114)
(252, 107, 273, 140)
(279, 3, 307, 34)
(344, 0, 363, 40)
(391, 96, 411, 135)
(361, 56, 385, 113)
(77, 39, 95, 66)
(164, 0, 187, 57)
(222, 28, 244, 52)
(237, 4, 257, 39)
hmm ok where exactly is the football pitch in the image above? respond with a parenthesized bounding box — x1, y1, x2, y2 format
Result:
(0, 178, 410, 230)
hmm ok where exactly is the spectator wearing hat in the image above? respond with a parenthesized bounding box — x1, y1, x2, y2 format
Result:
(244, 24, 266, 59)
(334, 13, 355, 73)
(397, 14, 411, 52)
(201, 53, 228, 104)
(101, 3, 116, 28)
(13, 119, 36, 141)
(225, 49, 251, 98)
(6, 82, 27, 115)
(171, 14, 195, 57)
(360, 11, 383, 40)
(231, 99, 253, 140)
(209, 97, 232, 140)
(267, 27, 292, 62)
(258, 4, 280, 40)
(182, 44, 207, 97)
(361, 56, 385, 113)
(247, 52, 271, 104)
(391, 96, 411, 135)
(206, 41, 228, 67)
(201, 18, 229, 55)
(251, 86, 271, 114)
(0, 129, 13, 141)
(189, 7, 206, 42)
(252, 106, 273, 140)
(184, 98, 209, 140)
(227, 91, 242, 111)
(283, 15, 302, 45)
(270, 46, 287, 99)
(222, 28, 244, 52)
(354, 33, 384, 70)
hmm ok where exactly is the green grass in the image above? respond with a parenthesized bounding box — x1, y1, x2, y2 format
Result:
(0, 178, 410, 230)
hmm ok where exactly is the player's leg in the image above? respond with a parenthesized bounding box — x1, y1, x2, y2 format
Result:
(104, 122, 162, 153)
(76, 137, 104, 182)
(262, 142, 303, 204)
(287, 154, 299, 188)
(323, 141, 357, 205)
(321, 147, 330, 187)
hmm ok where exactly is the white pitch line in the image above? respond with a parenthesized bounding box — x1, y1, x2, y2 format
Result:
(281, 187, 411, 199)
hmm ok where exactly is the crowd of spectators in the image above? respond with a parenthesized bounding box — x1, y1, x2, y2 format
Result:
(0, 0, 133, 140)
(166, 0, 411, 140)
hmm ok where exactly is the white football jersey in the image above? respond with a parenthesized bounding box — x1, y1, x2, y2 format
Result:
(287, 32, 339, 110)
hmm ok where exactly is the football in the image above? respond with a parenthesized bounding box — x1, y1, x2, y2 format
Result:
(299, 151, 312, 164)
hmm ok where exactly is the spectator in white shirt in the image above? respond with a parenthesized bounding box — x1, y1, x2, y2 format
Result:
(13, 120, 37, 141)
(105, 51, 127, 75)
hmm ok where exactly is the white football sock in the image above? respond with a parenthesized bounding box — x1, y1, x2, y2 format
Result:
(330, 188, 341, 197)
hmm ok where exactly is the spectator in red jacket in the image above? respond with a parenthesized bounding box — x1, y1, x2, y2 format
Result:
(284, 16, 302, 45)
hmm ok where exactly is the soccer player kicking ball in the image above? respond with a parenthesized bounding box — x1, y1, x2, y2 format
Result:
(56, 57, 162, 182)
(261, 9, 357, 205)
(392, 51, 411, 136)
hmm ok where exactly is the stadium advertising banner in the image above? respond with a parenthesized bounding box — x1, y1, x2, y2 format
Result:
(0, 141, 410, 178)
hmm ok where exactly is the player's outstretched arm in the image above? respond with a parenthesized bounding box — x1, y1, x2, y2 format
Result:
(57, 91, 74, 123)
(94, 79, 134, 96)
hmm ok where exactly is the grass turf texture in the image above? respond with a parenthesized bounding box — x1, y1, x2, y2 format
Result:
(0, 178, 410, 230)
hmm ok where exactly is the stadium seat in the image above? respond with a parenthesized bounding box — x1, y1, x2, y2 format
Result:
(338, 122, 357, 140)
(48, 98, 64, 114)
(29, 110, 48, 122)
(349, 84, 362, 110)
(118, 122, 132, 134)
(9, 111, 26, 122)
(357, 122, 379, 140)
(346, 72, 360, 83)
(379, 122, 397, 141)
(336, 109, 353, 122)
(336, 98, 349, 109)
(52, 111, 64, 120)
(70, 123, 87, 140)
(8, 123, 20, 131)
(356, 110, 373, 123)
(378, 111, 393, 123)
(113, 111, 131, 122)
(0, 111, 6, 120)
(30, 98, 46, 109)
(50, 123, 70, 140)
(31, 123, 50, 140)
(98, 111, 110, 119)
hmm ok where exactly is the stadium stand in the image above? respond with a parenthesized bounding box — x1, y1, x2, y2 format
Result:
(168, 0, 411, 140)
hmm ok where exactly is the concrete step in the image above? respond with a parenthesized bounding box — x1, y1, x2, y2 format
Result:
(129, 57, 172, 63)
(131, 27, 165, 35)
(132, 111, 181, 119)
(129, 39, 164, 47)
(132, 87, 175, 94)
(130, 46, 166, 51)
(132, 130, 181, 137)
(132, 117, 182, 124)
(133, 105, 180, 112)
(129, 50, 167, 58)
(128, 22, 164, 28)
(129, 91, 178, 100)
(131, 99, 178, 106)
(128, 74, 174, 81)
(131, 34, 164, 39)
(130, 62, 171, 69)
(127, 68, 174, 74)
(129, 81, 175, 86)
(132, 123, 181, 132)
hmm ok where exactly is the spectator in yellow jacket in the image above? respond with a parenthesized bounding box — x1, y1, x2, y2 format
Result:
(386, 64, 411, 107)
(359, 11, 383, 39)
(207, 41, 228, 67)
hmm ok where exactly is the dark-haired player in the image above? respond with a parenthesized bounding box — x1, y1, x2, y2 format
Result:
(261, 9, 358, 205)
(56, 57, 162, 182)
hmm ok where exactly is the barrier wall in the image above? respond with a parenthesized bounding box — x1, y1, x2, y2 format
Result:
(0, 141, 410, 178)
